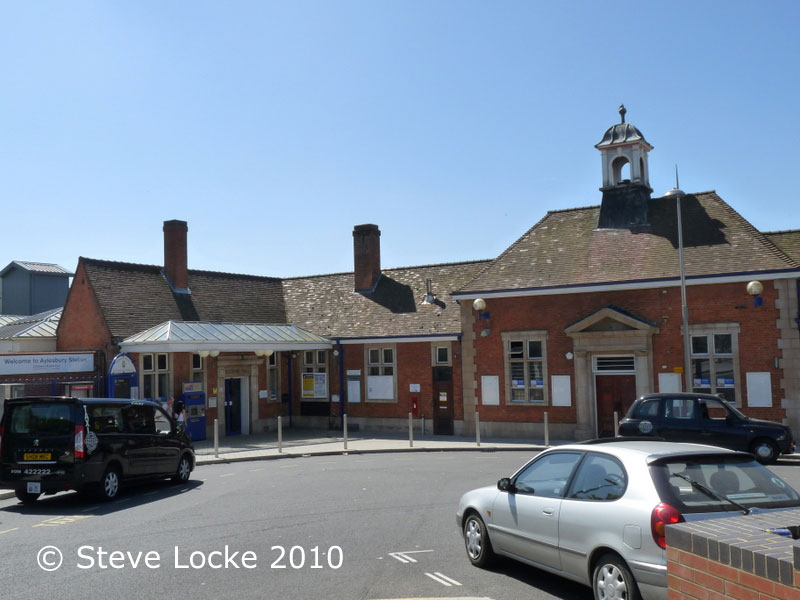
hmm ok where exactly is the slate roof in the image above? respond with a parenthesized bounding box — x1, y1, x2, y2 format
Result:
(80, 257, 488, 343)
(765, 230, 800, 263)
(457, 191, 800, 295)
(0, 308, 61, 340)
(283, 260, 490, 339)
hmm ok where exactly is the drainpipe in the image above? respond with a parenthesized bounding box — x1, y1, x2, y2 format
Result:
(337, 342, 345, 429)
(287, 352, 293, 428)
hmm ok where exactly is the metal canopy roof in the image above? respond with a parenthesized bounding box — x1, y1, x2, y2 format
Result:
(0, 308, 61, 340)
(119, 321, 333, 353)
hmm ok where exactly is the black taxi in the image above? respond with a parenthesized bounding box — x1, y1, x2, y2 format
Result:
(618, 392, 795, 463)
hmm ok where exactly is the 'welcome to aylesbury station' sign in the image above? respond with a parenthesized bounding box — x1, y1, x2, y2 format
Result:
(0, 353, 95, 376)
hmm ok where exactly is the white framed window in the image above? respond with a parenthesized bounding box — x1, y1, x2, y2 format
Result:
(431, 343, 452, 366)
(690, 324, 740, 404)
(191, 353, 204, 384)
(141, 353, 171, 403)
(502, 331, 548, 404)
(302, 350, 327, 400)
(366, 345, 396, 401)
(267, 351, 280, 402)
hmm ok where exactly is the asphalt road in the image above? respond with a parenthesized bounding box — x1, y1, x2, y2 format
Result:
(1, 451, 799, 600)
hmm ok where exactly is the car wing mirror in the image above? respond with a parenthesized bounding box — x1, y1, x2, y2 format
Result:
(497, 477, 516, 493)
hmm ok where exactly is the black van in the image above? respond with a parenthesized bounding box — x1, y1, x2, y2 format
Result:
(0, 396, 195, 504)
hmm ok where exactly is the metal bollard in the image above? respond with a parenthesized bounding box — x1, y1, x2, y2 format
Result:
(475, 411, 481, 447)
(544, 411, 549, 447)
(214, 418, 219, 459)
(409, 412, 413, 447)
(343, 413, 348, 452)
(278, 415, 283, 453)
(613, 411, 619, 437)
(421, 415, 425, 438)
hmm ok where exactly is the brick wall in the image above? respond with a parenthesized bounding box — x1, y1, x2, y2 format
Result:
(666, 509, 800, 600)
(57, 262, 115, 362)
(467, 281, 785, 424)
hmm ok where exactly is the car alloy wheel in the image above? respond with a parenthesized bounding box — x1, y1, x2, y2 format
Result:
(101, 467, 120, 501)
(463, 513, 494, 567)
(173, 456, 191, 483)
(594, 553, 640, 600)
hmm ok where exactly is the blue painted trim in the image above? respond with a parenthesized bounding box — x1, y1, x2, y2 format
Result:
(452, 268, 800, 298)
(332, 333, 460, 342)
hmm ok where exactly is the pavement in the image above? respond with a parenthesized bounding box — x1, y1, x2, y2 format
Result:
(191, 427, 550, 465)
(0, 428, 549, 501)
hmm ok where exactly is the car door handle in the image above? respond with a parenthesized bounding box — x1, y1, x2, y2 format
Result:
(542, 508, 555, 516)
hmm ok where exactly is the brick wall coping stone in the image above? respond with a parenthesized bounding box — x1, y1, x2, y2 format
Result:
(666, 507, 800, 586)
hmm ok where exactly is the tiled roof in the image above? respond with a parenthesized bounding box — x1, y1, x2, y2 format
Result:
(82, 259, 286, 341)
(458, 191, 800, 295)
(81, 257, 488, 342)
(765, 230, 800, 263)
(0, 308, 61, 340)
(0, 261, 73, 277)
(283, 260, 490, 339)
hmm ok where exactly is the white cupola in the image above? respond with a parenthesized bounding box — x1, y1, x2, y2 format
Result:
(595, 105, 654, 229)
(596, 104, 653, 190)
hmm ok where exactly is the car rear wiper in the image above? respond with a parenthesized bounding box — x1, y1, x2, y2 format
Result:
(672, 472, 751, 515)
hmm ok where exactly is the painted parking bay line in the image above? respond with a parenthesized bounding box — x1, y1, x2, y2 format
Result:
(388, 549, 434, 563)
(0, 527, 19, 535)
(370, 598, 493, 600)
(424, 572, 462, 587)
(33, 515, 92, 528)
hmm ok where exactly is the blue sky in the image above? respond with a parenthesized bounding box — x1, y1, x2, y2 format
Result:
(2, 1, 799, 279)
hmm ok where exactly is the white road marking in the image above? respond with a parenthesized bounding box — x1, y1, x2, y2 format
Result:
(388, 549, 434, 563)
(425, 572, 462, 586)
(249, 468, 263, 472)
(220, 473, 235, 477)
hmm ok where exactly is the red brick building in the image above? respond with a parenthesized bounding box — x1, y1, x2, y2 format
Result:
(57, 221, 485, 438)
(452, 107, 800, 440)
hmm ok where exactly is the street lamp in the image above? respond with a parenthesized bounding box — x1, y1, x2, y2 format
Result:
(664, 185, 692, 392)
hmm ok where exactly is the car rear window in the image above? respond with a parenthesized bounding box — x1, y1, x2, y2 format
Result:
(7, 403, 73, 436)
(650, 455, 800, 514)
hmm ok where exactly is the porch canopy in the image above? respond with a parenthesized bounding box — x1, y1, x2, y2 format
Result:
(119, 321, 333, 354)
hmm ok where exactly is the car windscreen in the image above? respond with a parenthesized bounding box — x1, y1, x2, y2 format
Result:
(649, 455, 800, 514)
(6, 403, 74, 436)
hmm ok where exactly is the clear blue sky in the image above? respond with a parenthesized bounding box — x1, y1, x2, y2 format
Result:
(2, 1, 798, 280)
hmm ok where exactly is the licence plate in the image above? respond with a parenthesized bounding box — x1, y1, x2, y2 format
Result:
(23, 453, 51, 461)
(27, 482, 41, 494)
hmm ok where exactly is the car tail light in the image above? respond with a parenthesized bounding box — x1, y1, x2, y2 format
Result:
(651, 503, 684, 549)
(74, 425, 85, 460)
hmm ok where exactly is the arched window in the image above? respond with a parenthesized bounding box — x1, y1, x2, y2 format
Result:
(612, 156, 630, 185)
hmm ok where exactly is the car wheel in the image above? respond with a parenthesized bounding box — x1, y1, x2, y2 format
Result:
(593, 553, 641, 600)
(99, 465, 121, 501)
(750, 439, 779, 464)
(172, 455, 192, 483)
(15, 489, 41, 505)
(463, 512, 495, 568)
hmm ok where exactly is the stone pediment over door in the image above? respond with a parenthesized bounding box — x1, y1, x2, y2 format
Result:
(565, 305, 659, 338)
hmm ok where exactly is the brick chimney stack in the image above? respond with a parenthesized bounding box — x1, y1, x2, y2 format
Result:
(353, 224, 381, 293)
(163, 220, 189, 290)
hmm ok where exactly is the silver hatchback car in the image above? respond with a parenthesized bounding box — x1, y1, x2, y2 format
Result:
(456, 439, 800, 600)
